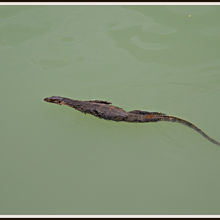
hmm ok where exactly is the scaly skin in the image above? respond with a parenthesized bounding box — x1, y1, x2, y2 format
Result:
(44, 96, 220, 146)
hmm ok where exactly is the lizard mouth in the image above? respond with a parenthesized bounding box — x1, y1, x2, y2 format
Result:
(44, 97, 50, 102)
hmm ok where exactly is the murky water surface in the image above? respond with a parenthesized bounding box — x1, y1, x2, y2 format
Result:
(0, 5, 220, 214)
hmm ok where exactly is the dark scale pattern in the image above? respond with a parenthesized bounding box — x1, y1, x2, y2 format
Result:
(44, 96, 220, 146)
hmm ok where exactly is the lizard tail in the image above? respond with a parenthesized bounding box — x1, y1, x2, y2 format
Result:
(159, 115, 220, 146)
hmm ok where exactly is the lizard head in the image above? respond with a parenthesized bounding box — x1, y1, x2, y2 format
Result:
(44, 96, 64, 105)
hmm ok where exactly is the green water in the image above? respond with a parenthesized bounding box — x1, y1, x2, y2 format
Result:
(1, 5, 220, 215)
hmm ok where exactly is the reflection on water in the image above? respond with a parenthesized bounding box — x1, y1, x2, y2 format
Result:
(0, 5, 220, 215)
